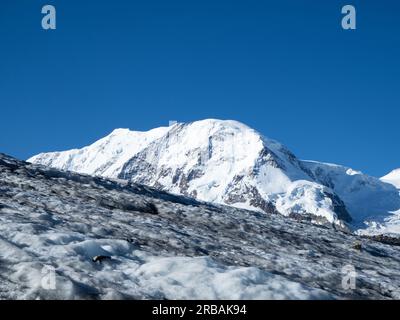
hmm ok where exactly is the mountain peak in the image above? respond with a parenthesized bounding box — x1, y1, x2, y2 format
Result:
(28, 119, 400, 234)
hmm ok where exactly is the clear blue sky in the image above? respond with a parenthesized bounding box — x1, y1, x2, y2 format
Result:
(0, 0, 399, 177)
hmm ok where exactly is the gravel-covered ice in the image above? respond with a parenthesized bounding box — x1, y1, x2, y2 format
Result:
(1, 153, 400, 299)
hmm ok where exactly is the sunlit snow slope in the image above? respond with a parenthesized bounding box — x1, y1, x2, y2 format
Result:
(381, 169, 400, 189)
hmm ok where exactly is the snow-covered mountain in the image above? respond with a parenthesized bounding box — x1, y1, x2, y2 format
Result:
(302, 161, 400, 234)
(28, 119, 400, 234)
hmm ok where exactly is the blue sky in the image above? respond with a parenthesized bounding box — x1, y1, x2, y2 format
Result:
(0, 0, 399, 177)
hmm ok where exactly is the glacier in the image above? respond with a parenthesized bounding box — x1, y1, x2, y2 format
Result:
(2, 153, 400, 299)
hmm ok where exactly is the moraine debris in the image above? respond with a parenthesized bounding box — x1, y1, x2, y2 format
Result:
(92, 255, 112, 263)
